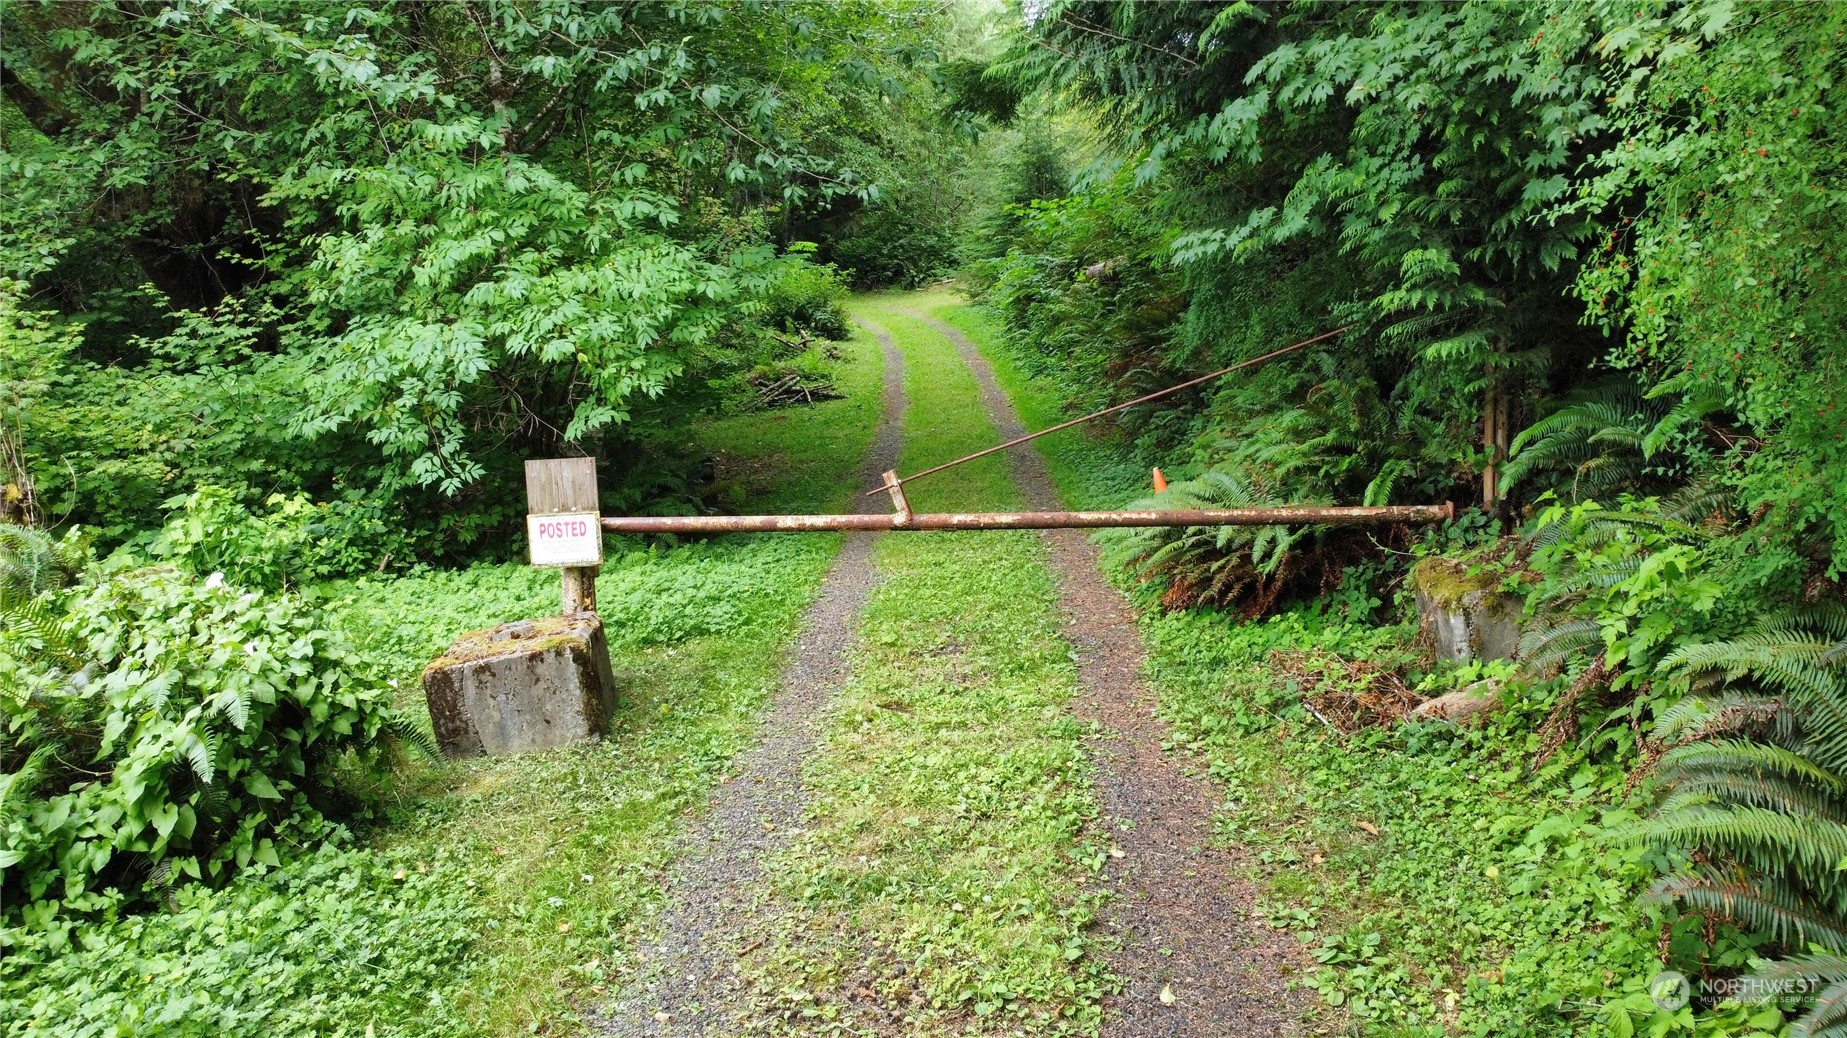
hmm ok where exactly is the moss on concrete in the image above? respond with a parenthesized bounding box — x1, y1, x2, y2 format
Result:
(1411, 557, 1500, 609)
(423, 615, 593, 672)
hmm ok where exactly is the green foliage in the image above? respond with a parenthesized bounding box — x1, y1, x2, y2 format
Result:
(1139, 602, 1671, 1035)
(969, 177, 1183, 430)
(1501, 377, 1725, 504)
(996, 0, 1608, 504)
(0, 845, 482, 1036)
(2, 0, 956, 530)
(1101, 469, 1328, 614)
(1634, 607, 1847, 1038)
(1564, 1, 1847, 570)
(829, 202, 964, 289)
(757, 258, 852, 341)
(0, 292, 878, 1032)
(1523, 500, 1731, 684)
(144, 485, 403, 591)
(0, 556, 409, 923)
(0, 524, 80, 604)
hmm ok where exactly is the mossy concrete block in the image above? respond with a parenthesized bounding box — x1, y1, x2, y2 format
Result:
(1412, 558, 1522, 663)
(421, 614, 617, 758)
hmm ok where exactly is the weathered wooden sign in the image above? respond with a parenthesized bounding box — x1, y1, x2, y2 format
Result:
(525, 457, 601, 613)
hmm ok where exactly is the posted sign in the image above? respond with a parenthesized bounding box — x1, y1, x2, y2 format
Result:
(528, 512, 603, 567)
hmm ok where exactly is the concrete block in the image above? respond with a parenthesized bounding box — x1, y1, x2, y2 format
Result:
(421, 614, 618, 758)
(1412, 558, 1523, 663)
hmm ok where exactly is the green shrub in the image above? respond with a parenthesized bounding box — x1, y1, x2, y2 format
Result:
(758, 258, 851, 341)
(0, 524, 80, 602)
(0, 558, 415, 923)
(829, 202, 961, 288)
(0, 844, 481, 1035)
(144, 484, 403, 590)
(1627, 607, 1847, 1037)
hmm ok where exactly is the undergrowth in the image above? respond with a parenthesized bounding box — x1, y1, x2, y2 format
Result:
(0, 321, 886, 1036)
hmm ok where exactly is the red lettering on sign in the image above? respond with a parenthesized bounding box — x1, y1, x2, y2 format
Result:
(535, 518, 593, 539)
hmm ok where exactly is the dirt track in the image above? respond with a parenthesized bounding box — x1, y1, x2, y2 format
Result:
(900, 307, 1307, 1038)
(598, 319, 907, 1037)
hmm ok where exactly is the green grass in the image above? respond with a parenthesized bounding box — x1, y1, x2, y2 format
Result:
(326, 536, 837, 1033)
(1137, 606, 1664, 1036)
(688, 328, 885, 514)
(903, 289, 1151, 512)
(726, 299, 1112, 1034)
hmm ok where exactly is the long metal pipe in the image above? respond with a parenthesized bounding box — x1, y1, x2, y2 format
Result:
(602, 503, 1453, 535)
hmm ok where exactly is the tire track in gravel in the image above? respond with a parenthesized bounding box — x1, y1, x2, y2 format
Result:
(897, 306, 1307, 1038)
(599, 319, 906, 1037)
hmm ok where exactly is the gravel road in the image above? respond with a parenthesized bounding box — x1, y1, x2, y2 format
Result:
(900, 307, 1307, 1038)
(598, 319, 907, 1036)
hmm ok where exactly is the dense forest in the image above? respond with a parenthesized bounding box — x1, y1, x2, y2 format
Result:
(5, 1, 1847, 1036)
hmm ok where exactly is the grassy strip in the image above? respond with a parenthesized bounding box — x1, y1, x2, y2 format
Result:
(919, 291, 1674, 1037)
(730, 299, 1111, 1035)
(903, 289, 1150, 512)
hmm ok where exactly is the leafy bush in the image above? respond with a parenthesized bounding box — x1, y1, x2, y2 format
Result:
(1519, 499, 1804, 685)
(0, 548, 417, 923)
(1499, 377, 1724, 505)
(829, 201, 962, 288)
(0, 844, 481, 1035)
(0, 523, 80, 602)
(757, 258, 851, 341)
(1101, 470, 1332, 614)
(144, 484, 403, 590)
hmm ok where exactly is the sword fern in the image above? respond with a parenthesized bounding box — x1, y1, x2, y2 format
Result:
(1634, 608, 1847, 1031)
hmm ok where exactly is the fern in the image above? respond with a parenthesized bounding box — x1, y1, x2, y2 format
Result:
(1644, 870, 1847, 952)
(1518, 617, 1603, 673)
(1752, 955, 1847, 1038)
(0, 523, 79, 603)
(1100, 470, 1323, 614)
(1637, 607, 1847, 1036)
(0, 746, 50, 826)
(0, 594, 85, 672)
(381, 716, 441, 761)
(1501, 376, 1723, 502)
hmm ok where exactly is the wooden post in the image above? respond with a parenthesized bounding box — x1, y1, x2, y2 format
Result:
(525, 458, 602, 615)
(1481, 371, 1509, 516)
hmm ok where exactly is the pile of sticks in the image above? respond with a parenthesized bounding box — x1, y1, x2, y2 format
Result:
(750, 370, 842, 408)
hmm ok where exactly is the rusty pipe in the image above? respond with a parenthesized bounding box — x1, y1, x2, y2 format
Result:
(602, 503, 1453, 535)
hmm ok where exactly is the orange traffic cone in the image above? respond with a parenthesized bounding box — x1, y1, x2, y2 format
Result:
(1152, 467, 1168, 493)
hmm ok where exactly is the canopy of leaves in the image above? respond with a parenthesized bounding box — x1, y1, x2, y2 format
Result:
(1, 0, 955, 545)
